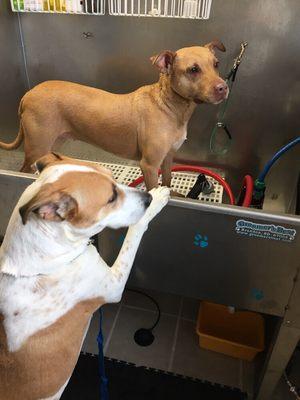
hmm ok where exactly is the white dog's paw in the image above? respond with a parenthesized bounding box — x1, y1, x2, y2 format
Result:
(149, 186, 170, 209)
(140, 186, 170, 225)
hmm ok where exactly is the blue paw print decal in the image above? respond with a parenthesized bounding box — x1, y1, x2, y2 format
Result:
(194, 233, 209, 248)
(251, 288, 264, 301)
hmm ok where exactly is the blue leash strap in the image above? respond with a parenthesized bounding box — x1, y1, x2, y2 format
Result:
(97, 308, 109, 400)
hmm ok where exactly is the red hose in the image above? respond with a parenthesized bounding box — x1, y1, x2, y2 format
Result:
(240, 174, 254, 207)
(129, 165, 235, 206)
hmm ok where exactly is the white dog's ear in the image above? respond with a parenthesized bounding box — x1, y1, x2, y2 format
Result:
(150, 50, 176, 74)
(205, 39, 226, 53)
(31, 152, 64, 174)
(19, 186, 78, 225)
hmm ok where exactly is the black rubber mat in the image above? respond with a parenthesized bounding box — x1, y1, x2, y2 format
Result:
(61, 352, 247, 400)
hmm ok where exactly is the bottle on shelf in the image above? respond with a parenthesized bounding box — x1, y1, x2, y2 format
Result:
(12, 0, 24, 10)
(43, 0, 67, 11)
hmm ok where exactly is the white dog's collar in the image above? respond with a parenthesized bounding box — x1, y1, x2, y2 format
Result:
(0, 242, 90, 278)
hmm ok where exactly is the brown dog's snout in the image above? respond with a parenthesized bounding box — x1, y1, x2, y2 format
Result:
(212, 80, 228, 103)
(214, 82, 228, 96)
(144, 193, 152, 208)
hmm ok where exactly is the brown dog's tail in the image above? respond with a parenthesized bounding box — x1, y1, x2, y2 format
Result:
(0, 98, 25, 150)
(0, 127, 24, 150)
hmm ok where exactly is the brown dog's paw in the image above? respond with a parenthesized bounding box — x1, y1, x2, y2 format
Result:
(170, 190, 184, 198)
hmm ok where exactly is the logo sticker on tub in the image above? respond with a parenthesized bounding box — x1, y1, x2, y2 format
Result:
(235, 219, 296, 242)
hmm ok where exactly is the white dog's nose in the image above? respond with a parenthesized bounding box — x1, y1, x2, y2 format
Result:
(144, 193, 152, 208)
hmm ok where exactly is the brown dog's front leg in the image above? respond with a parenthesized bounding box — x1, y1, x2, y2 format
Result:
(161, 151, 185, 197)
(140, 158, 159, 191)
(161, 151, 174, 187)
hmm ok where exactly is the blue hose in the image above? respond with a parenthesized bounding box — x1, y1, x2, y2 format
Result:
(258, 136, 300, 182)
(97, 308, 109, 400)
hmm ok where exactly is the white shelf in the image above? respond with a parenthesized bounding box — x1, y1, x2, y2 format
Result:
(11, 0, 212, 18)
(109, 0, 212, 18)
(11, 0, 105, 15)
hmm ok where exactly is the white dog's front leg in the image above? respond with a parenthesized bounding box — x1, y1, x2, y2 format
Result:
(104, 187, 170, 302)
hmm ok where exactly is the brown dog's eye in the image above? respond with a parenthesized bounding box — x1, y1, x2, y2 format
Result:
(214, 61, 219, 68)
(108, 186, 118, 204)
(188, 65, 200, 74)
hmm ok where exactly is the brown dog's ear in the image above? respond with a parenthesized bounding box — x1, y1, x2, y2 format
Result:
(205, 40, 226, 53)
(150, 51, 176, 74)
(19, 186, 78, 225)
(32, 152, 64, 174)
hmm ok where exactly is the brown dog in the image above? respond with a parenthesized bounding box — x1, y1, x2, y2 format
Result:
(0, 40, 228, 190)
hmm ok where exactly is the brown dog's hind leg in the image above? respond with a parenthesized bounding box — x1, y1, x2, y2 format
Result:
(20, 139, 52, 173)
(20, 115, 60, 173)
(20, 135, 56, 173)
(20, 150, 50, 173)
(20, 157, 39, 173)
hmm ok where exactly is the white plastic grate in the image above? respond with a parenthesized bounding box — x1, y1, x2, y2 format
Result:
(109, 0, 212, 19)
(97, 162, 224, 204)
(11, 0, 105, 14)
(99, 162, 127, 180)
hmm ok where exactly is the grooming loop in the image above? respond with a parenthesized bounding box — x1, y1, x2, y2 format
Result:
(108, 0, 212, 18)
(11, 0, 105, 15)
(99, 162, 224, 203)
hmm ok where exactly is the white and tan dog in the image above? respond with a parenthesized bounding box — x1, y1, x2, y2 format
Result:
(0, 152, 170, 400)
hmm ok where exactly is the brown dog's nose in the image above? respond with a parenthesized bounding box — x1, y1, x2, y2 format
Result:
(214, 82, 228, 95)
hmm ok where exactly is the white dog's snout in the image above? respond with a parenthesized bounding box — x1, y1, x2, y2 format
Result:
(100, 185, 152, 229)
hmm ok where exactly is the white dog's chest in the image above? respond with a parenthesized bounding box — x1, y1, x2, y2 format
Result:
(1, 245, 110, 352)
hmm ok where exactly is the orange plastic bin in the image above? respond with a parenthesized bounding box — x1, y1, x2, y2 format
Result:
(196, 301, 265, 361)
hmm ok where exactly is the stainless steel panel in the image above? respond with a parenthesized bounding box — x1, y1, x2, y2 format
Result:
(5, 0, 298, 213)
(0, 0, 27, 140)
(0, 171, 34, 236)
(100, 199, 300, 316)
(284, 268, 300, 330)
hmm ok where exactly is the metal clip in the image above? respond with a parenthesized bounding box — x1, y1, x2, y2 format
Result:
(233, 41, 248, 70)
(217, 122, 232, 140)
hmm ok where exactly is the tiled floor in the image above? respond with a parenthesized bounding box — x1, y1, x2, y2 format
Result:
(82, 288, 300, 400)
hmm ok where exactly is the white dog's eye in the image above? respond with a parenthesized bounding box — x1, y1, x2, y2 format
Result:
(214, 60, 219, 68)
(108, 186, 118, 204)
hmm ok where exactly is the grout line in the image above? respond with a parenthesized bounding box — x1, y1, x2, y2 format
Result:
(103, 303, 122, 355)
(180, 316, 197, 323)
(167, 297, 184, 372)
(123, 304, 157, 313)
(122, 303, 196, 323)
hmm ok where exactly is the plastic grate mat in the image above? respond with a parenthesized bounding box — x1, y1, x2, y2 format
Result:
(98, 162, 224, 204)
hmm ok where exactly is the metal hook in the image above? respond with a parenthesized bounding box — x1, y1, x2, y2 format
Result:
(83, 32, 94, 39)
